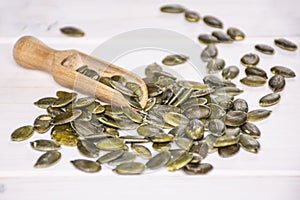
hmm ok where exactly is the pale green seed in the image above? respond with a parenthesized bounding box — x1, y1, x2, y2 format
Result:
(11, 125, 34, 142)
(34, 151, 61, 168)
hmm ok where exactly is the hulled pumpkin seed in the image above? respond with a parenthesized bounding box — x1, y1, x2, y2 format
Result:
(110, 80, 137, 97)
(189, 141, 209, 160)
(268, 75, 285, 92)
(34, 97, 57, 109)
(239, 134, 260, 153)
(203, 15, 223, 28)
(184, 10, 200, 22)
(222, 65, 239, 80)
(227, 27, 245, 41)
(96, 138, 126, 151)
(225, 110, 247, 126)
(113, 162, 145, 175)
(11, 125, 34, 141)
(60, 27, 85, 37)
(162, 54, 188, 66)
(206, 58, 226, 74)
(181, 97, 207, 110)
(97, 150, 124, 164)
(198, 34, 218, 44)
(208, 119, 225, 136)
(72, 120, 97, 137)
(152, 142, 171, 152)
(137, 124, 164, 137)
(131, 144, 152, 159)
(245, 67, 268, 79)
(126, 82, 143, 98)
(120, 136, 149, 143)
(77, 139, 100, 158)
(240, 122, 261, 138)
(122, 107, 143, 123)
(73, 97, 95, 108)
(274, 38, 297, 51)
(71, 159, 101, 173)
(201, 45, 218, 62)
(240, 76, 266, 87)
(185, 119, 204, 140)
(212, 31, 233, 43)
(213, 87, 243, 96)
(108, 152, 136, 166)
(232, 98, 249, 112)
(150, 133, 174, 143)
(47, 106, 64, 117)
(163, 112, 189, 126)
(146, 151, 171, 169)
(214, 134, 240, 147)
(183, 105, 211, 120)
(52, 110, 82, 125)
(51, 129, 79, 146)
(183, 163, 213, 175)
(255, 44, 275, 55)
(247, 109, 272, 122)
(160, 4, 185, 13)
(34, 151, 61, 168)
(52, 92, 77, 107)
(218, 144, 240, 157)
(240, 53, 260, 67)
(204, 134, 218, 153)
(225, 127, 240, 137)
(207, 103, 226, 120)
(165, 151, 193, 171)
(33, 115, 52, 133)
(174, 137, 193, 151)
(259, 93, 281, 107)
(270, 66, 296, 78)
(30, 139, 61, 152)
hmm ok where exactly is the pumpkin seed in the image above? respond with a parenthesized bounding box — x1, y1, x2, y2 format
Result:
(163, 112, 189, 126)
(274, 38, 297, 51)
(71, 159, 101, 173)
(225, 127, 240, 137)
(97, 150, 124, 164)
(206, 58, 226, 74)
(77, 140, 100, 158)
(122, 107, 143, 123)
(201, 45, 218, 62)
(109, 80, 137, 97)
(72, 120, 97, 137)
(181, 97, 207, 110)
(47, 106, 64, 117)
(225, 111, 247, 126)
(203, 15, 223, 28)
(207, 103, 226, 120)
(204, 134, 218, 153)
(120, 135, 149, 143)
(222, 65, 239, 80)
(73, 97, 95, 108)
(84, 69, 100, 81)
(183, 105, 211, 119)
(96, 137, 126, 151)
(34, 97, 57, 109)
(218, 144, 240, 157)
(247, 109, 272, 122)
(52, 92, 77, 108)
(60, 27, 85, 37)
(214, 95, 233, 109)
(239, 134, 260, 153)
(268, 75, 285, 92)
(113, 162, 145, 175)
(30, 139, 60, 152)
(255, 44, 275, 55)
(185, 119, 204, 140)
(213, 86, 243, 96)
(259, 93, 281, 107)
(232, 98, 249, 112)
(240, 76, 266, 87)
(150, 133, 174, 143)
(137, 124, 164, 137)
(183, 163, 213, 175)
(145, 63, 162, 77)
(11, 125, 34, 141)
(198, 34, 218, 44)
(33, 115, 52, 133)
(270, 66, 296, 78)
(51, 129, 79, 146)
(177, 80, 209, 90)
(227, 27, 245, 41)
(161, 88, 174, 105)
(189, 141, 209, 160)
(52, 110, 82, 125)
(162, 54, 188, 66)
(184, 10, 200, 22)
(146, 151, 171, 169)
(240, 122, 261, 138)
(126, 82, 143, 98)
(245, 67, 268, 79)
(174, 137, 193, 151)
(131, 144, 152, 159)
(208, 119, 225, 136)
(214, 134, 240, 147)
(111, 75, 127, 85)
(212, 31, 233, 43)
(165, 151, 193, 171)
(160, 4, 185, 13)
(241, 53, 260, 67)
(34, 151, 61, 168)
(76, 65, 88, 73)
(108, 152, 136, 166)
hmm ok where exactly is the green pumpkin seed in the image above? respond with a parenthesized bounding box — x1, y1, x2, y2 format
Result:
(97, 150, 124, 164)
(109, 80, 137, 98)
(184, 10, 200, 22)
(204, 134, 218, 153)
(270, 66, 296, 78)
(73, 97, 95, 108)
(150, 133, 174, 143)
(245, 67, 268, 79)
(198, 34, 218, 44)
(111, 75, 127, 85)
(174, 137, 193, 151)
(190, 88, 215, 98)
(201, 45, 218, 62)
(166, 151, 193, 171)
(108, 152, 136, 166)
(52, 110, 82, 125)
(34, 97, 57, 109)
(189, 141, 209, 160)
(76, 65, 88, 73)
(162, 54, 188, 66)
(214, 134, 240, 147)
(183, 105, 211, 120)
(240, 122, 261, 138)
(225, 127, 240, 137)
(232, 98, 249, 112)
(72, 120, 97, 137)
(218, 144, 240, 157)
(214, 95, 234, 109)
(268, 75, 285, 92)
(203, 75, 229, 88)
(168, 125, 186, 137)
(221, 65, 239, 80)
(131, 144, 152, 159)
(240, 76, 266, 87)
(161, 88, 174, 105)
(33, 115, 52, 133)
(259, 93, 281, 107)
(225, 110, 247, 126)
(208, 119, 225, 136)
(146, 151, 171, 169)
(126, 82, 143, 98)
(240, 53, 260, 67)
(113, 162, 145, 175)
(152, 142, 171, 152)
(60, 26, 85, 37)
(206, 58, 226, 74)
(84, 69, 100, 81)
(137, 124, 164, 137)
(52, 92, 77, 108)
(185, 119, 204, 140)
(160, 4, 185, 13)
(183, 163, 213, 175)
(120, 136, 149, 143)
(180, 97, 207, 110)
(207, 103, 226, 120)
(30, 139, 60, 152)
(212, 31, 233, 43)
(163, 112, 189, 126)
(247, 109, 272, 122)
(145, 63, 162, 77)
(239, 134, 260, 153)
(227, 27, 245, 41)
(274, 38, 297, 51)
(96, 138, 126, 151)
(51, 129, 79, 146)
(203, 15, 223, 28)
(11, 125, 34, 141)
(255, 44, 275, 55)
(34, 151, 61, 168)
(71, 159, 101, 173)
(213, 87, 243, 96)
(177, 81, 209, 90)
(122, 106, 143, 123)
(77, 140, 100, 158)
(47, 106, 64, 117)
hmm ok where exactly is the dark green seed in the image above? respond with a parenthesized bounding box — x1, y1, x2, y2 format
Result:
(232, 98, 249, 112)
(11, 125, 34, 142)
(160, 4, 185, 13)
(274, 38, 297, 51)
(241, 53, 260, 67)
(30, 139, 61, 152)
(240, 76, 266, 87)
(268, 75, 285, 92)
(218, 144, 240, 158)
(33, 115, 52, 133)
(245, 67, 268, 79)
(227, 27, 245, 41)
(198, 34, 218, 44)
(255, 44, 275, 55)
(247, 109, 272, 122)
(212, 31, 233, 43)
(52, 110, 82, 125)
(240, 122, 261, 138)
(183, 163, 213, 175)
(34, 97, 57, 109)
(71, 159, 101, 173)
(162, 54, 188, 66)
(201, 45, 218, 62)
(34, 151, 61, 168)
(206, 58, 226, 74)
(259, 93, 281, 107)
(60, 27, 85, 37)
(225, 111, 247, 126)
(270, 66, 296, 78)
(222, 65, 239, 80)
(184, 10, 200, 22)
(239, 134, 260, 153)
(203, 15, 223, 28)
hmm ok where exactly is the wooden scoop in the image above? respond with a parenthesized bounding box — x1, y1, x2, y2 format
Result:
(13, 36, 148, 108)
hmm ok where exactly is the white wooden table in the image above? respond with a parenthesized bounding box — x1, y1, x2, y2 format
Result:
(0, 0, 300, 199)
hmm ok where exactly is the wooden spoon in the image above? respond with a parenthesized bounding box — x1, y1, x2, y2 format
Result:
(13, 36, 148, 108)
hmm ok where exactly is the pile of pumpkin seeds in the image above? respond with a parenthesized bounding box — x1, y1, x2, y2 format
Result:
(11, 4, 297, 175)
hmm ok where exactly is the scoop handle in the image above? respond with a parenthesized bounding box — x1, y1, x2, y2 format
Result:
(13, 36, 55, 72)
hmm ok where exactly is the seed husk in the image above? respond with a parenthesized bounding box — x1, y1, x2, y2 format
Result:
(162, 54, 189, 66)
(77, 139, 100, 158)
(97, 150, 124, 164)
(203, 15, 223, 28)
(208, 119, 225, 136)
(71, 159, 101, 173)
(60, 27, 85, 37)
(131, 144, 152, 159)
(247, 109, 272, 122)
(160, 4, 185, 13)
(201, 45, 218, 62)
(245, 67, 268, 79)
(165, 151, 193, 171)
(206, 58, 226, 74)
(232, 98, 249, 112)
(240, 122, 261, 138)
(268, 75, 285, 92)
(214, 134, 240, 147)
(163, 112, 189, 126)
(222, 65, 239, 80)
(96, 138, 126, 151)
(225, 110, 247, 126)
(240, 76, 266, 87)
(108, 152, 136, 166)
(34, 97, 57, 109)
(239, 134, 260, 153)
(212, 31, 233, 43)
(227, 27, 245, 41)
(113, 162, 145, 175)
(240, 53, 260, 67)
(146, 151, 171, 170)
(270, 66, 296, 78)
(34, 151, 61, 168)
(185, 119, 204, 140)
(274, 38, 297, 51)
(259, 93, 281, 107)
(218, 144, 240, 158)
(255, 44, 275, 55)
(198, 34, 218, 44)
(52, 110, 82, 125)
(184, 10, 200, 22)
(11, 125, 34, 142)
(183, 163, 213, 175)
(30, 139, 61, 152)
(33, 115, 52, 133)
